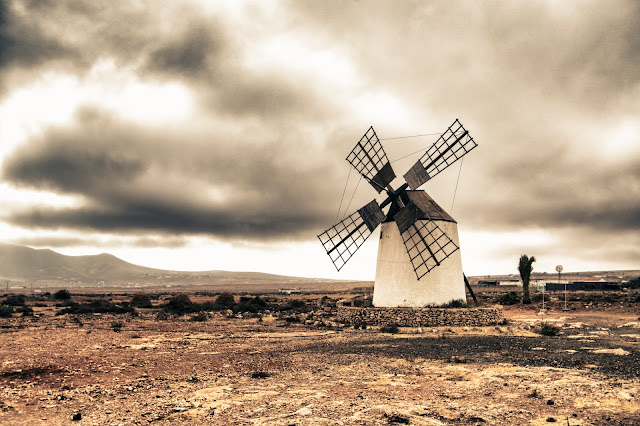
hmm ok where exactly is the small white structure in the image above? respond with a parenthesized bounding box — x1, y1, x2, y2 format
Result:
(372, 191, 466, 307)
(279, 288, 301, 295)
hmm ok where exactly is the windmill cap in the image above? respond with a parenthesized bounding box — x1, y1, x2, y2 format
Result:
(404, 190, 456, 223)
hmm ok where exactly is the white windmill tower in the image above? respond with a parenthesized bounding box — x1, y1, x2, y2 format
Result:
(318, 119, 477, 307)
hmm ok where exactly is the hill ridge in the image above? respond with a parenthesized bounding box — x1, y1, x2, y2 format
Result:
(0, 243, 330, 286)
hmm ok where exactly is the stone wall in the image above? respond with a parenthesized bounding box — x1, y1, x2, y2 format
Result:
(337, 305, 505, 327)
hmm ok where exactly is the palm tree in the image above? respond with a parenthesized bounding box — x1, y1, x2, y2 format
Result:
(518, 254, 536, 304)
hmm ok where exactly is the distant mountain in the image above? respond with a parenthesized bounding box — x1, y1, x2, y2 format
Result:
(0, 243, 168, 282)
(0, 244, 347, 289)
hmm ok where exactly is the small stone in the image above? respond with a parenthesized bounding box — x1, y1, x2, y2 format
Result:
(72, 412, 82, 421)
(546, 417, 556, 422)
(547, 399, 554, 406)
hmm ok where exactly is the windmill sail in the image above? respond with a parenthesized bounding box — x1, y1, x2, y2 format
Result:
(393, 200, 459, 280)
(403, 119, 477, 189)
(346, 126, 396, 193)
(317, 200, 384, 271)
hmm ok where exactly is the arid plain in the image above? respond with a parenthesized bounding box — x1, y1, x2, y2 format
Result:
(1, 290, 639, 425)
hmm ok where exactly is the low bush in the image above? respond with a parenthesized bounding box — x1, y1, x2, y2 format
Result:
(353, 321, 367, 330)
(449, 356, 468, 364)
(0, 304, 13, 318)
(3, 294, 26, 306)
(111, 321, 124, 332)
(189, 311, 209, 322)
(535, 322, 561, 336)
(130, 292, 153, 308)
(278, 299, 311, 313)
(250, 371, 270, 379)
(380, 323, 399, 334)
(384, 414, 409, 424)
(622, 277, 640, 289)
(155, 310, 170, 320)
(497, 292, 521, 305)
(56, 300, 136, 315)
(234, 296, 269, 314)
(527, 388, 542, 398)
(438, 299, 467, 308)
(530, 293, 544, 303)
(213, 292, 236, 311)
(17, 305, 33, 317)
(165, 294, 197, 314)
(54, 289, 71, 300)
(55, 300, 75, 308)
(162, 294, 237, 315)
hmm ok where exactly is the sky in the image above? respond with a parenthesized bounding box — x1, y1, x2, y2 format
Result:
(0, 0, 639, 279)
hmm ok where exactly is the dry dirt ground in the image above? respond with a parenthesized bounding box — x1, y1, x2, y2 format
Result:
(1, 296, 639, 425)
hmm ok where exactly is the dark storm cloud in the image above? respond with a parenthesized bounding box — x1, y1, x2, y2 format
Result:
(2, 108, 341, 239)
(7, 203, 326, 238)
(0, 0, 156, 71)
(481, 152, 640, 231)
(0, 2, 58, 66)
(11, 235, 188, 249)
(3, 136, 145, 195)
(146, 24, 222, 78)
(0, 0, 75, 72)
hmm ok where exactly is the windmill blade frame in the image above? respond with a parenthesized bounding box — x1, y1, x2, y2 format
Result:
(392, 198, 460, 280)
(397, 213, 460, 280)
(317, 200, 384, 271)
(403, 119, 477, 190)
(346, 126, 396, 193)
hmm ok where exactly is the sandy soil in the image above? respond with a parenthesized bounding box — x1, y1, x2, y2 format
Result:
(1, 300, 639, 425)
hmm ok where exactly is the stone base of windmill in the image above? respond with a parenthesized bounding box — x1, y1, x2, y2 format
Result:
(336, 304, 505, 327)
(338, 219, 505, 327)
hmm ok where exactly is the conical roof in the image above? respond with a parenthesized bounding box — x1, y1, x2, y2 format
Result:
(405, 190, 456, 223)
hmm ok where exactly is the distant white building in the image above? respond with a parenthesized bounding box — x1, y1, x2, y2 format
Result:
(279, 288, 300, 295)
(497, 279, 520, 286)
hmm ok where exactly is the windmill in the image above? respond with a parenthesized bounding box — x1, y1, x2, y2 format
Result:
(318, 119, 477, 307)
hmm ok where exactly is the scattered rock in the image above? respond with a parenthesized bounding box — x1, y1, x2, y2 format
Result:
(251, 371, 271, 379)
(385, 413, 410, 424)
(72, 412, 81, 421)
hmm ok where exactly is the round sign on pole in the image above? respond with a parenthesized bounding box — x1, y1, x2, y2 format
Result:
(555, 265, 563, 273)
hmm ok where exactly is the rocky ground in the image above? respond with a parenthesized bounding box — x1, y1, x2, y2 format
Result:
(1, 293, 639, 425)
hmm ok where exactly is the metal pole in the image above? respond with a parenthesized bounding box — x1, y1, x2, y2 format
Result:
(464, 274, 478, 306)
(560, 271, 567, 311)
